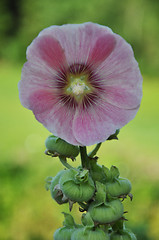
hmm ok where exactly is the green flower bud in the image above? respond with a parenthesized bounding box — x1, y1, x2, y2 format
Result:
(54, 226, 74, 240)
(49, 170, 68, 204)
(127, 231, 137, 240)
(71, 227, 110, 240)
(59, 168, 95, 202)
(106, 178, 132, 197)
(45, 135, 79, 158)
(54, 212, 82, 240)
(88, 199, 124, 224)
(110, 230, 137, 240)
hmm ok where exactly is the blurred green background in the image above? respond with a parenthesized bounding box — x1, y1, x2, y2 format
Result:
(0, 0, 159, 239)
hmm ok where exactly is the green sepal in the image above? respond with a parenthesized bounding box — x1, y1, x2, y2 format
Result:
(102, 166, 112, 182)
(91, 182, 115, 208)
(81, 212, 94, 228)
(102, 165, 120, 182)
(62, 212, 76, 228)
(107, 129, 120, 140)
(59, 169, 94, 185)
(94, 181, 107, 204)
(45, 176, 53, 191)
(88, 176, 95, 188)
(110, 166, 120, 179)
(124, 230, 137, 240)
(112, 219, 125, 232)
(89, 160, 106, 182)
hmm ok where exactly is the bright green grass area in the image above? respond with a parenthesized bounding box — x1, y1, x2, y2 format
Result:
(0, 62, 159, 240)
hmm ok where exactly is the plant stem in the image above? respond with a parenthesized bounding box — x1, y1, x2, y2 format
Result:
(79, 146, 90, 169)
(88, 142, 102, 158)
(59, 156, 73, 169)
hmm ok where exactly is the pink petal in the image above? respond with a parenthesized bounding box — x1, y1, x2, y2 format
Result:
(18, 61, 58, 109)
(38, 22, 113, 66)
(103, 65, 143, 91)
(87, 34, 116, 66)
(72, 107, 114, 146)
(34, 103, 80, 145)
(101, 85, 142, 109)
(97, 99, 140, 127)
(27, 35, 66, 70)
(21, 82, 80, 145)
(28, 89, 57, 114)
(93, 33, 143, 110)
(73, 101, 139, 146)
(96, 33, 143, 88)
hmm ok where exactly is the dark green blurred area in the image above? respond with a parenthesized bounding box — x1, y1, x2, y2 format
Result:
(0, 0, 159, 240)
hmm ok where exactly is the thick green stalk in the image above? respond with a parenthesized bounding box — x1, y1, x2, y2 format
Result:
(79, 146, 90, 169)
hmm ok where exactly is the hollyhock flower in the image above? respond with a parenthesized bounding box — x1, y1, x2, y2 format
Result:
(18, 22, 142, 146)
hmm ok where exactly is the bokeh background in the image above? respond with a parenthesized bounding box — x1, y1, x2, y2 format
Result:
(0, 0, 159, 239)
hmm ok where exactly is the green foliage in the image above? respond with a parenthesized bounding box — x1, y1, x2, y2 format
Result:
(0, 0, 159, 75)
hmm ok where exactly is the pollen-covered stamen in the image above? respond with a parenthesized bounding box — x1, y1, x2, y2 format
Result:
(65, 73, 92, 101)
(66, 74, 91, 99)
(72, 82, 85, 95)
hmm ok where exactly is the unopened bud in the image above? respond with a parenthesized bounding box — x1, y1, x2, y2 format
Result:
(45, 135, 79, 158)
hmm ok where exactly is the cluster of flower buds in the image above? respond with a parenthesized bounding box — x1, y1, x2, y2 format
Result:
(45, 134, 137, 240)
(53, 212, 136, 240)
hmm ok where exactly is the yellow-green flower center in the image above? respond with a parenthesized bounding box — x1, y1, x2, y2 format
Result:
(65, 73, 93, 102)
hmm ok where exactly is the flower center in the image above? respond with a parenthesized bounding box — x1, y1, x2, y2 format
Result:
(65, 73, 92, 101)
(56, 63, 102, 109)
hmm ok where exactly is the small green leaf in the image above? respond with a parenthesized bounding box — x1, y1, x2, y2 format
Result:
(81, 212, 94, 228)
(95, 181, 107, 203)
(112, 219, 125, 231)
(87, 175, 95, 188)
(62, 212, 76, 228)
(102, 165, 112, 181)
(110, 166, 120, 179)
